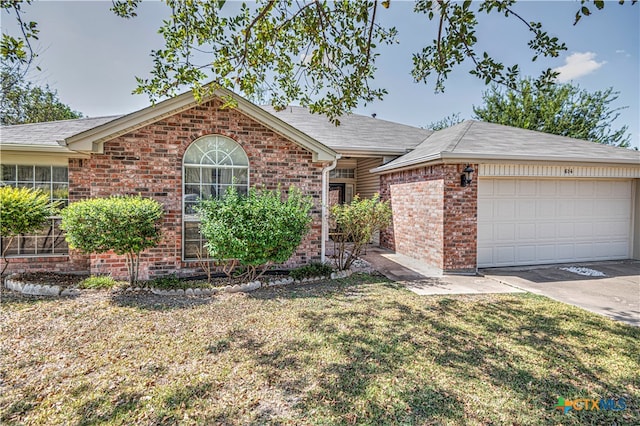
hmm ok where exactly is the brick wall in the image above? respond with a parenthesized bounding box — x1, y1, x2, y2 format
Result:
(67, 98, 326, 280)
(380, 164, 477, 272)
(1, 255, 89, 276)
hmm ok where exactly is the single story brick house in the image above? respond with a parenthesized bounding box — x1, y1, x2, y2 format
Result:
(1, 88, 639, 279)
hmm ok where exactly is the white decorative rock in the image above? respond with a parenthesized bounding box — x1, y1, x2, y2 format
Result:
(61, 288, 80, 296)
(168, 289, 176, 295)
(185, 288, 194, 296)
(48, 285, 62, 296)
(176, 289, 184, 295)
(193, 288, 202, 295)
(243, 281, 260, 292)
(134, 287, 141, 292)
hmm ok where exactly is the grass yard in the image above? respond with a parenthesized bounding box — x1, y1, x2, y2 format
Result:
(1, 274, 638, 425)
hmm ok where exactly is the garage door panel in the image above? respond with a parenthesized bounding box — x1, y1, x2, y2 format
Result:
(478, 178, 632, 267)
(536, 200, 555, 218)
(518, 223, 536, 239)
(556, 244, 575, 260)
(496, 180, 516, 195)
(537, 223, 556, 239)
(496, 247, 515, 263)
(537, 245, 557, 261)
(517, 200, 536, 218)
(497, 223, 516, 240)
(516, 246, 536, 262)
(518, 180, 537, 195)
(558, 180, 576, 195)
(497, 200, 516, 217)
(577, 181, 595, 195)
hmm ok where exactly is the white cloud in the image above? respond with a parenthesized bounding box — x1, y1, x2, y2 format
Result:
(615, 49, 626, 54)
(553, 52, 606, 82)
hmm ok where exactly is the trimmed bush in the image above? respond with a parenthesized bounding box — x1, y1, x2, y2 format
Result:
(290, 262, 334, 281)
(60, 195, 164, 284)
(0, 186, 58, 276)
(330, 194, 392, 270)
(197, 186, 313, 282)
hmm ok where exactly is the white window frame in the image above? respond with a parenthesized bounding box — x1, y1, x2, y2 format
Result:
(0, 164, 69, 257)
(182, 135, 249, 261)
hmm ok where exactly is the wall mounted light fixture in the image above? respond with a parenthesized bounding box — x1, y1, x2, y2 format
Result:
(460, 165, 474, 187)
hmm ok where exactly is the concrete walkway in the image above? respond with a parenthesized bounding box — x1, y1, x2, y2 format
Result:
(359, 247, 523, 295)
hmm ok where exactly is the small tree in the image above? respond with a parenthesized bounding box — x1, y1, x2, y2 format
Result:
(197, 186, 313, 282)
(60, 196, 164, 284)
(330, 194, 392, 270)
(0, 186, 56, 277)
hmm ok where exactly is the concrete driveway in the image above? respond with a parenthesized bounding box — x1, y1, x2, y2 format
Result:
(481, 261, 640, 326)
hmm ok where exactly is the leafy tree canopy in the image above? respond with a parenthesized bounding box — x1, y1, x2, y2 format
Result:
(2, 1, 636, 123)
(472, 78, 631, 147)
(1, 65, 82, 125)
(426, 112, 464, 131)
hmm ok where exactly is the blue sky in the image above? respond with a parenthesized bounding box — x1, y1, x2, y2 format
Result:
(3, 1, 639, 148)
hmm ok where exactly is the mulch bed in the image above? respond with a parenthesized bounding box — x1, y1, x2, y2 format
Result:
(8, 272, 86, 288)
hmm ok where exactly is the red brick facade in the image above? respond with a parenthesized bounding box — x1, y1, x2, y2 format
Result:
(3, 99, 327, 280)
(380, 164, 478, 272)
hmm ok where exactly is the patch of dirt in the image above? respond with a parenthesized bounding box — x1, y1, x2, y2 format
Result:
(10, 272, 86, 287)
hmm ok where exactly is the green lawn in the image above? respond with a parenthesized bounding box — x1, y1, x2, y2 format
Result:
(1, 274, 637, 425)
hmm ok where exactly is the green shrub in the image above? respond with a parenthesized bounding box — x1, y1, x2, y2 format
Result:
(60, 195, 164, 284)
(197, 186, 313, 282)
(78, 276, 124, 289)
(330, 194, 392, 270)
(290, 262, 334, 280)
(0, 186, 58, 276)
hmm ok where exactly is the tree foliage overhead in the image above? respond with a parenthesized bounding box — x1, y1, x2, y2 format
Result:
(473, 78, 631, 147)
(427, 112, 464, 131)
(2, 1, 636, 123)
(110, 0, 633, 123)
(1, 65, 82, 125)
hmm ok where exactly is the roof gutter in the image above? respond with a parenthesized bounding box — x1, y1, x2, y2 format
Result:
(372, 152, 640, 174)
(0, 143, 90, 157)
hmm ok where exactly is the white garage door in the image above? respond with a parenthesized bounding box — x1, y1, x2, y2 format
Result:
(477, 179, 633, 267)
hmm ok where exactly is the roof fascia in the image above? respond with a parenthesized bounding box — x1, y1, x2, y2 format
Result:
(0, 144, 90, 158)
(372, 151, 640, 174)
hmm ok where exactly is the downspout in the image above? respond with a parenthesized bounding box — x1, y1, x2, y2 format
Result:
(321, 155, 340, 263)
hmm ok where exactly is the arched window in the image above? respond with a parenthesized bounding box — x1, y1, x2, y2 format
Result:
(183, 135, 249, 259)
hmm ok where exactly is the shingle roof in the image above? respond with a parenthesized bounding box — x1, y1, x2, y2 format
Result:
(374, 120, 640, 172)
(260, 106, 432, 155)
(0, 115, 122, 147)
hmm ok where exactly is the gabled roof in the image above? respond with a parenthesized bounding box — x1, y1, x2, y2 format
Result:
(63, 87, 337, 162)
(261, 106, 432, 156)
(0, 115, 121, 153)
(373, 120, 640, 173)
